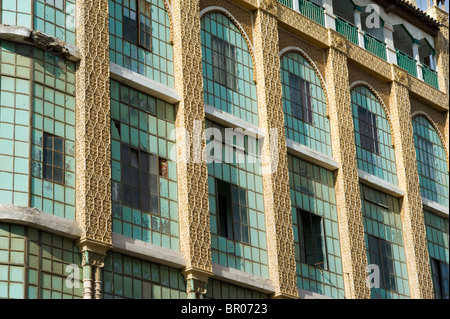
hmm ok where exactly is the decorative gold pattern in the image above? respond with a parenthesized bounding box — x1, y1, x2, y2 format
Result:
(253, 8, 298, 299)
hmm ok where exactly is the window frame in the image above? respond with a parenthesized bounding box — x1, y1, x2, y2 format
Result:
(43, 132, 65, 185)
(289, 72, 313, 124)
(431, 258, 449, 299)
(297, 209, 328, 269)
(211, 35, 238, 92)
(357, 105, 380, 155)
(367, 234, 398, 293)
(44, 0, 65, 11)
(138, 0, 152, 51)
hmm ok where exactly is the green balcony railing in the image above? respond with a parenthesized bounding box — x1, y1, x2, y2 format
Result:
(298, 0, 325, 26)
(421, 64, 439, 89)
(363, 32, 387, 61)
(335, 16, 359, 45)
(278, 0, 294, 8)
(396, 49, 417, 77)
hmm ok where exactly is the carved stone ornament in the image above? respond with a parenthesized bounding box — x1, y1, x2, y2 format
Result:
(187, 278, 208, 295)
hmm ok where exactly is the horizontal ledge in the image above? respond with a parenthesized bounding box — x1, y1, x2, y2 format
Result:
(422, 197, 449, 218)
(0, 24, 80, 61)
(0, 204, 81, 238)
(110, 63, 181, 104)
(358, 169, 404, 198)
(286, 139, 339, 171)
(298, 287, 333, 299)
(211, 263, 275, 295)
(111, 233, 186, 269)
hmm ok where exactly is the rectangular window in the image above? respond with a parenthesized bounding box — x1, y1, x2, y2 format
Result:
(120, 143, 160, 214)
(289, 73, 313, 124)
(367, 235, 397, 292)
(123, 1, 138, 45)
(297, 209, 327, 269)
(358, 106, 380, 154)
(216, 179, 249, 244)
(431, 258, 450, 299)
(417, 135, 437, 180)
(211, 35, 238, 91)
(43, 133, 65, 184)
(138, 0, 152, 50)
(45, 0, 65, 10)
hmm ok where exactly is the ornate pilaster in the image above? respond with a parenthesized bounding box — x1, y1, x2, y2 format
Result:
(253, 6, 298, 299)
(389, 65, 434, 299)
(171, 0, 214, 279)
(75, 0, 112, 243)
(325, 30, 370, 299)
(182, 268, 210, 299)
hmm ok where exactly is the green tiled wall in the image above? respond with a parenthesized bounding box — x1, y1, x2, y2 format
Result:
(110, 80, 179, 250)
(109, 0, 174, 87)
(206, 120, 268, 279)
(360, 184, 410, 299)
(288, 154, 345, 298)
(102, 251, 187, 299)
(412, 116, 449, 207)
(0, 1, 76, 45)
(351, 86, 398, 185)
(205, 278, 269, 299)
(201, 12, 259, 126)
(281, 52, 332, 157)
(0, 222, 83, 299)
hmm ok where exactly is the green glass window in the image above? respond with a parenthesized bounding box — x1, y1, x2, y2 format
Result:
(109, 0, 174, 87)
(43, 133, 65, 184)
(205, 278, 269, 299)
(201, 12, 258, 126)
(101, 251, 187, 299)
(424, 210, 449, 299)
(351, 86, 397, 185)
(288, 154, 345, 298)
(206, 120, 268, 278)
(360, 184, 410, 299)
(281, 52, 332, 156)
(110, 80, 179, 250)
(0, 0, 32, 29)
(412, 116, 449, 207)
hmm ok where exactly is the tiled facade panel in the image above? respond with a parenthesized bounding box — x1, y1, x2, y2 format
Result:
(360, 184, 410, 299)
(201, 12, 259, 126)
(109, 0, 174, 87)
(0, 222, 82, 299)
(206, 120, 269, 279)
(110, 80, 179, 250)
(351, 86, 398, 185)
(101, 251, 187, 299)
(281, 52, 332, 157)
(288, 154, 344, 298)
(412, 116, 449, 208)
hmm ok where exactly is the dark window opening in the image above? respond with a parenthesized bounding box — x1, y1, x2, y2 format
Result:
(43, 132, 65, 184)
(216, 179, 249, 244)
(120, 143, 160, 214)
(358, 106, 380, 154)
(123, 1, 138, 45)
(138, 0, 152, 50)
(367, 235, 397, 292)
(211, 35, 238, 91)
(431, 258, 449, 299)
(289, 73, 313, 124)
(297, 209, 327, 269)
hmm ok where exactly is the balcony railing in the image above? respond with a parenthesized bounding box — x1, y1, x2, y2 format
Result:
(396, 49, 417, 77)
(298, 0, 325, 26)
(421, 64, 439, 89)
(335, 16, 359, 45)
(278, 0, 294, 8)
(363, 32, 387, 61)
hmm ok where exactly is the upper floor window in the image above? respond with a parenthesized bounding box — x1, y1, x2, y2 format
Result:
(281, 52, 332, 157)
(412, 116, 449, 207)
(123, 0, 152, 50)
(297, 209, 327, 269)
(211, 35, 238, 91)
(44, 0, 65, 10)
(43, 133, 65, 185)
(351, 86, 397, 185)
(431, 258, 449, 299)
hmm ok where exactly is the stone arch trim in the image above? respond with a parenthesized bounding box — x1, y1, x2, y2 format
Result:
(349, 81, 396, 146)
(279, 46, 330, 116)
(199, 6, 256, 71)
(411, 110, 450, 170)
(162, 0, 174, 44)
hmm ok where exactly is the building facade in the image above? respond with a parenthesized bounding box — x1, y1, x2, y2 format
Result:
(0, 0, 448, 299)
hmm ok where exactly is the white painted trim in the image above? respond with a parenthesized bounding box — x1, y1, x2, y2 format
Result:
(111, 233, 186, 269)
(211, 263, 275, 294)
(110, 63, 181, 104)
(286, 138, 340, 171)
(0, 204, 81, 238)
(358, 169, 404, 198)
(204, 104, 263, 138)
(422, 197, 449, 218)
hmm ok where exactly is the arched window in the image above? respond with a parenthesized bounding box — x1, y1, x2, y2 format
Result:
(412, 116, 449, 207)
(201, 12, 258, 126)
(281, 52, 331, 156)
(351, 86, 397, 185)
